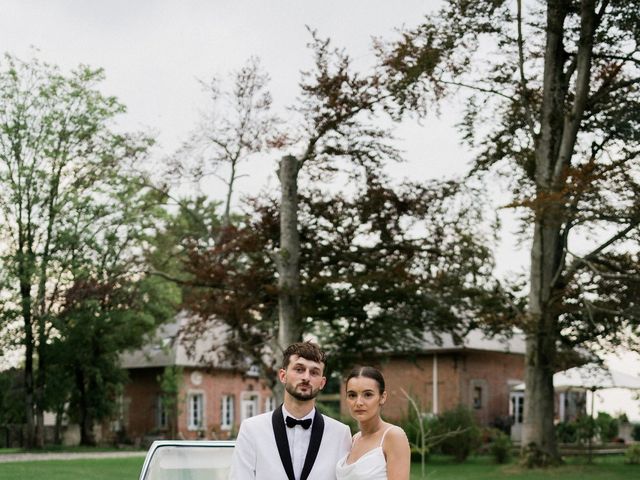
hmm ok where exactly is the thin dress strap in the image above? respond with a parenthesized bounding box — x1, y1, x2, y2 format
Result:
(379, 426, 394, 447)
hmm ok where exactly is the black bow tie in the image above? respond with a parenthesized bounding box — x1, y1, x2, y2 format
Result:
(285, 416, 312, 429)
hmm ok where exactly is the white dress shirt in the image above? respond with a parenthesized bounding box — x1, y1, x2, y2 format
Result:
(282, 405, 315, 480)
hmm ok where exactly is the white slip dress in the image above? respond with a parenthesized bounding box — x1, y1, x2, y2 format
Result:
(335, 427, 393, 480)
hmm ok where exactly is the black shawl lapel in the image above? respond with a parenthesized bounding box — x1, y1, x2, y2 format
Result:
(300, 409, 325, 480)
(272, 404, 296, 480)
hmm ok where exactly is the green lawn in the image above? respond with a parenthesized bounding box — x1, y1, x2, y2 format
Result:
(0, 454, 637, 480)
(411, 454, 639, 479)
(0, 457, 144, 480)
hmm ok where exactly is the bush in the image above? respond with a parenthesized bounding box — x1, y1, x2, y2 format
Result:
(574, 415, 597, 444)
(632, 423, 640, 442)
(489, 429, 512, 464)
(625, 444, 640, 465)
(596, 412, 619, 442)
(435, 405, 481, 462)
(556, 421, 578, 443)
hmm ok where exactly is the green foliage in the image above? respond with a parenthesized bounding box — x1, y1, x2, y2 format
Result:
(557, 412, 620, 445)
(626, 444, 640, 465)
(574, 415, 597, 445)
(595, 412, 619, 443)
(158, 366, 183, 438)
(434, 405, 482, 462)
(488, 429, 512, 464)
(0, 369, 25, 424)
(556, 421, 578, 444)
(0, 53, 178, 445)
(631, 423, 640, 442)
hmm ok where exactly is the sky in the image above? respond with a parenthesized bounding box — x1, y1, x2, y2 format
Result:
(1, 0, 639, 420)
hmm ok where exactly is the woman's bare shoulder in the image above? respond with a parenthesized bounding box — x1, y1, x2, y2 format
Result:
(384, 424, 409, 443)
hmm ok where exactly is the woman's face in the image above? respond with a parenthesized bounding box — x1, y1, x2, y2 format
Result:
(345, 376, 386, 423)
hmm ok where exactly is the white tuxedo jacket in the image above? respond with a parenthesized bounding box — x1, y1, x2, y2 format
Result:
(229, 405, 351, 480)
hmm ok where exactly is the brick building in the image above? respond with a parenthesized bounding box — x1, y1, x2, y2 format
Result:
(119, 315, 274, 444)
(340, 331, 526, 430)
(120, 322, 525, 444)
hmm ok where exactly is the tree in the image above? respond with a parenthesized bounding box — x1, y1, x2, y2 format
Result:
(274, 30, 400, 355)
(171, 57, 279, 227)
(0, 54, 162, 447)
(180, 171, 505, 389)
(379, 0, 640, 463)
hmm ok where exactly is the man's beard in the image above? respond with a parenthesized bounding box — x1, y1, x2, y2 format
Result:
(285, 381, 319, 401)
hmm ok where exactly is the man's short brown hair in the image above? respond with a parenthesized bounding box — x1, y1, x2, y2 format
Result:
(281, 341, 327, 370)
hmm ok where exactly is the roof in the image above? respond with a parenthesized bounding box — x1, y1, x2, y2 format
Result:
(120, 312, 234, 369)
(513, 363, 640, 392)
(414, 329, 526, 355)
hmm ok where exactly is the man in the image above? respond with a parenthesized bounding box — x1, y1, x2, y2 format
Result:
(230, 342, 352, 480)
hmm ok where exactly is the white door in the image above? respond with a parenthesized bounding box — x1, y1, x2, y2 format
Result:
(509, 391, 524, 442)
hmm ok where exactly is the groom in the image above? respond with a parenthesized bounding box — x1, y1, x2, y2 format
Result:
(229, 341, 351, 480)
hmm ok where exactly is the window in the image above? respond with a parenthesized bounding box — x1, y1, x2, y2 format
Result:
(241, 392, 259, 421)
(188, 393, 204, 430)
(156, 396, 168, 429)
(472, 386, 483, 409)
(264, 396, 276, 412)
(221, 395, 235, 430)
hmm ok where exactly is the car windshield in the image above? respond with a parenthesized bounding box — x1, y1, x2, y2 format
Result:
(142, 444, 234, 480)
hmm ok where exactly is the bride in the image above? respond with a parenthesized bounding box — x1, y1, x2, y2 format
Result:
(336, 366, 410, 480)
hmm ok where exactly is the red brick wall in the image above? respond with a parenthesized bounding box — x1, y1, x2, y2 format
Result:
(124, 367, 273, 443)
(177, 368, 272, 440)
(339, 351, 524, 426)
(458, 351, 524, 426)
(125, 368, 164, 440)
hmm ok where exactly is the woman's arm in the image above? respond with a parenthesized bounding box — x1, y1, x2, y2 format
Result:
(384, 426, 411, 480)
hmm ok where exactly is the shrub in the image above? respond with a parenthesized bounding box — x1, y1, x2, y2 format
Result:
(574, 415, 597, 444)
(556, 421, 578, 443)
(489, 429, 512, 464)
(632, 423, 640, 442)
(490, 415, 513, 435)
(435, 405, 481, 462)
(625, 444, 640, 465)
(595, 412, 619, 442)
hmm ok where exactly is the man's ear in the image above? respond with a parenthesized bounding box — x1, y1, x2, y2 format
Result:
(278, 368, 287, 384)
(319, 376, 327, 390)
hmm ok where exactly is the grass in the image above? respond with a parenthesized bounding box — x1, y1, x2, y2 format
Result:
(0, 457, 144, 480)
(0, 452, 637, 480)
(410, 454, 639, 479)
(0, 445, 142, 455)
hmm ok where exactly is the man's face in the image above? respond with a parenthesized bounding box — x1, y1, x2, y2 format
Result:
(279, 355, 326, 401)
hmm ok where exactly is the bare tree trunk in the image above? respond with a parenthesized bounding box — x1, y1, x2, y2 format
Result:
(20, 262, 36, 448)
(277, 155, 303, 352)
(522, 217, 562, 462)
(521, 0, 598, 464)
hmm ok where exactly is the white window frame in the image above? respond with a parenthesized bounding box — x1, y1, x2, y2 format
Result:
(187, 391, 205, 431)
(221, 394, 235, 431)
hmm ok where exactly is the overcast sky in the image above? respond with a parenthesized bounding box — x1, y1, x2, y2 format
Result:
(2, 0, 639, 418)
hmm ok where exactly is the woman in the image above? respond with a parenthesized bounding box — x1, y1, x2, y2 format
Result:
(336, 366, 411, 480)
